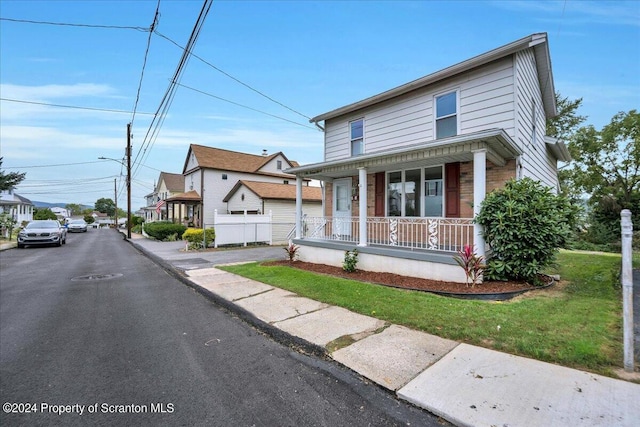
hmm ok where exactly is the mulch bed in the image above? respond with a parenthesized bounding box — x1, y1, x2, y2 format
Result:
(265, 260, 553, 295)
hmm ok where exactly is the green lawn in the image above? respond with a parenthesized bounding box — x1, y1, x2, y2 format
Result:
(221, 250, 631, 376)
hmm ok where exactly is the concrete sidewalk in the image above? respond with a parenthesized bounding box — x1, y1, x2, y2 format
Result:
(4, 234, 640, 425)
(125, 236, 640, 427)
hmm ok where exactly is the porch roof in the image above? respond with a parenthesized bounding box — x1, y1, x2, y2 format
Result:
(286, 128, 521, 181)
(165, 190, 202, 203)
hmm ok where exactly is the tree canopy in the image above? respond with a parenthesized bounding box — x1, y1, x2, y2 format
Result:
(94, 198, 116, 217)
(568, 110, 639, 206)
(0, 157, 26, 191)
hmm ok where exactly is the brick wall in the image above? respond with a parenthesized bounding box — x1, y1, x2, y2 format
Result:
(460, 159, 517, 217)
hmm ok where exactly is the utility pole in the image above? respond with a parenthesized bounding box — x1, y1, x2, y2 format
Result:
(127, 123, 132, 239)
(114, 178, 118, 229)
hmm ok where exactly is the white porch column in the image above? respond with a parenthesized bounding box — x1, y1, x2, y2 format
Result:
(473, 149, 487, 258)
(295, 176, 303, 239)
(358, 167, 367, 247)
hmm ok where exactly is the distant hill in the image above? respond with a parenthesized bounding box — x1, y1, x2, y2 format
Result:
(33, 201, 94, 210)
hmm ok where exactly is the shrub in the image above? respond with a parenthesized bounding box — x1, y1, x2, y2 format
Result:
(343, 249, 358, 273)
(144, 221, 187, 241)
(284, 241, 300, 262)
(182, 228, 216, 249)
(475, 178, 576, 283)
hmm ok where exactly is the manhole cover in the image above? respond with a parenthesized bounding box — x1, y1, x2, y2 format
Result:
(71, 273, 123, 281)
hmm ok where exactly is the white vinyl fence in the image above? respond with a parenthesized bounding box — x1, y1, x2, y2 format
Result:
(209, 210, 272, 248)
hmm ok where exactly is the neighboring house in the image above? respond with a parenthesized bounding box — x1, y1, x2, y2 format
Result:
(50, 206, 70, 220)
(223, 180, 323, 243)
(167, 145, 310, 227)
(0, 188, 34, 230)
(287, 33, 571, 283)
(142, 172, 185, 222)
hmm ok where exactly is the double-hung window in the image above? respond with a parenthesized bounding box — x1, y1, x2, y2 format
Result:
(350, 119, 364, 156)
(435, 91, 457, 139)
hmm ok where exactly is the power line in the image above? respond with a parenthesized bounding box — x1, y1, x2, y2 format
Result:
(2, 160, 113, 169)
(154, 30, 312, 122)
(176, 82, 317, 130)
(131, 0, 161, 126)
(0, 98, 154, 115)
(0, 17, 149, 32)
(132, 0, 213, 179)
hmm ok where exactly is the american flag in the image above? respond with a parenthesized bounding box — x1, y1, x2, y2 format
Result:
(155, 199, 165, 214)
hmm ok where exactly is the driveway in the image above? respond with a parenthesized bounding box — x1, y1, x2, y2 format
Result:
(128, 234, 284, 271)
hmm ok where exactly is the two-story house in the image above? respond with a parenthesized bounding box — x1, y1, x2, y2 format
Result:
(143, 172, 185, 222)
(166, 145, 315, 228)
(288, 33, 570, 283)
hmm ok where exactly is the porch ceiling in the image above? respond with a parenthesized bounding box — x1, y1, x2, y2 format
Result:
(287, 129, 521, 181)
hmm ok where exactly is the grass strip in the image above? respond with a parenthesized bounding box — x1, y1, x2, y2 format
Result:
(221, 250, 627, 376)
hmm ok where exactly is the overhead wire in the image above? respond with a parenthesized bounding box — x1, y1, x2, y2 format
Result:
(130, 0, 161, 127)
(0, 98, 154, 115)
(176, 82, 317, 130)
(0, 17, 149, 32)
(154, 30, 313, 122)
(131, 0, 213, 180)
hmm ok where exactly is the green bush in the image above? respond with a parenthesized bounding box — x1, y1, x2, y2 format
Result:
(343, 249, 358, 273)
(475, 178, 576, 283)
(182, 227, 216, 249)
(144, 221, 187, 241)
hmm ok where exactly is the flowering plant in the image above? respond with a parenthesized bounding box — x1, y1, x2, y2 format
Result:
(284, 241, 300, 262)
(453, 245, 485, 287)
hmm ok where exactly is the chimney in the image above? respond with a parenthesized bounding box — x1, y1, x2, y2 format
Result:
(262, 149, 268, 156)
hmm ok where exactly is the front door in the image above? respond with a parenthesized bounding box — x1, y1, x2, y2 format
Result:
(333, 178, 352, 237)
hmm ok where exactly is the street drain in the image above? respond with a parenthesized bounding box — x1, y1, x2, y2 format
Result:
(71, 273, 123, 281)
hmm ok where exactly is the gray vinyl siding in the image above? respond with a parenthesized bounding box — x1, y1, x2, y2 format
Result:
(514, 50, 557, 190)
(324, 57, 516, 162)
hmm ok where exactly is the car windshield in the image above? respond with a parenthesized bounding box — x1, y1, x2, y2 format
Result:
(70, 220, 85, 224)
(26, 221, 59, 229)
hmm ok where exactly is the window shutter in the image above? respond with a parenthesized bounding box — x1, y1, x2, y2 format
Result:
(445, 163, 460, 218)
(375, 172, 385, 216)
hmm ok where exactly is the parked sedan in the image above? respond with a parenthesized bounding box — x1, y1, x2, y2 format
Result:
(67, 219, 88, 233)
(17, 220, 67, 248)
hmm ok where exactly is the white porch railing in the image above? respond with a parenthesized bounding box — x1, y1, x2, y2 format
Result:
(301, 216, 474, 252)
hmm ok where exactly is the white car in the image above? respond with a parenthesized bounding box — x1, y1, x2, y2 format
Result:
(67, 219, 88, 233)
(17, 220, 67, 248)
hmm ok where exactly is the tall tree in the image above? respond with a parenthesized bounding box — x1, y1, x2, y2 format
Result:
(569, 110, 639, 206)
(94, 198, 116, 217)
(546, 93, 587, 141)
(0, 157, 26, 191)
(546, 93, 587, 200)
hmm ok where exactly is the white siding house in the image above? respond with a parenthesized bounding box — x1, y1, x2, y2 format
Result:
(168, 145, 309, 228)
(288, 33, 571, 283)
(0, 189, 33, 232)
(223, 180, 323, 243)
(143, 172, 185, 222)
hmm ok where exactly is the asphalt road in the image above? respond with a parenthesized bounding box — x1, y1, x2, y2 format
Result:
(0, 228, 444, 426)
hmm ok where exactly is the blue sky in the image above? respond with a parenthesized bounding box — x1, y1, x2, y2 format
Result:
(1, 0, 639, 208)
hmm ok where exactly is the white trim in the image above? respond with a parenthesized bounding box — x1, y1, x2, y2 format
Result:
(473, 149, 487, 258)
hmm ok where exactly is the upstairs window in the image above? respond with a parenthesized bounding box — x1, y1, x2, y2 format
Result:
(277, 160, 282, 170)
(435, 91, 457, 139)
(350, 119, 364, 156)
